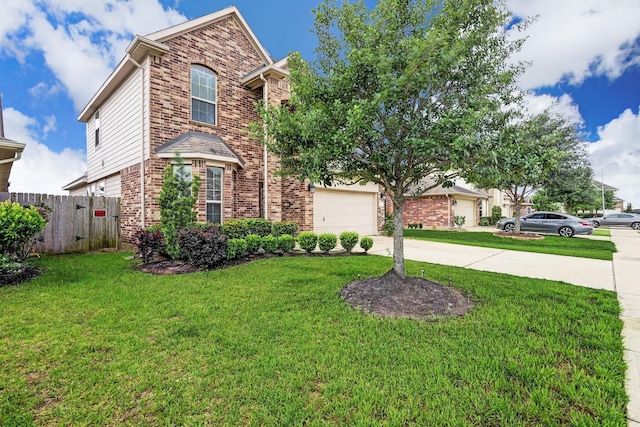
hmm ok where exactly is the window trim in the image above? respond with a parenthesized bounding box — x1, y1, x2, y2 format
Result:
(206, 166, 223, 224)
(191, 65, 217, 126)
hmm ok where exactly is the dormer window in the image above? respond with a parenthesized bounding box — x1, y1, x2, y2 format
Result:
(191, 65, 217, 125)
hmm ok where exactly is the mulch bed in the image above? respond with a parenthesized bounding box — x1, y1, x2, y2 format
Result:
(0, 265, 42, 287)
(340, 269, 473, 319)
(494, 231, 544, 240)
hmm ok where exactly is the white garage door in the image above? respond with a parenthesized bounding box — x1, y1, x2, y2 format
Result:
(313, 189, 377, 235)
(454, 200, 476, 228)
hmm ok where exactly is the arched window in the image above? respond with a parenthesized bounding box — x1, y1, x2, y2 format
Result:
(191, 65, 217, 125)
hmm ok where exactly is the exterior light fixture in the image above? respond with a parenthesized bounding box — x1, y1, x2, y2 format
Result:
(308, 183, 316, 193)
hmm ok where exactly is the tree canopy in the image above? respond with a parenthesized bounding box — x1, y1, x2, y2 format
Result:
(261, 0, 523, 278)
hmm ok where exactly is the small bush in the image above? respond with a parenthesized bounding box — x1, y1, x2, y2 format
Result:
(297, 231, 318, 252)
(262, 235, 278, 253)
(245, 234, 263, 253)
(245, 218, 272, 237)
(453, 215, 466, 228)
(134, 227, 167, 265)
(177, 224, 227, 268)
(491, 206, 503, 224)
(272, 221, 299, 237)
(383, 213, 394, 236)
(220, 219, 249, 239)
(227, 238, 248, 260)
(318, 233, 337, 253)
(0, 201, 48, 262)
(339, 231, 359, 253)
(359, 236, 373, 253)
(479, 216, 493, 227)
(277, 234, 295, 253)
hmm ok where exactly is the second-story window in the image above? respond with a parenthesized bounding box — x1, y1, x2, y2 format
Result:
(191, 65, 217, 125)
(94, 110, 100, 147)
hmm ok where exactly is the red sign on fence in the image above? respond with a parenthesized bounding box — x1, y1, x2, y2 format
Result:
(94, 209, 106, 217)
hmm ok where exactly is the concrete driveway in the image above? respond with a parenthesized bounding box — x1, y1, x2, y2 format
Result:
(368, 229, 640, 425)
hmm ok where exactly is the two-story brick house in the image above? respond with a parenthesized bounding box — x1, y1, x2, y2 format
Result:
(64, 7, 383, 244)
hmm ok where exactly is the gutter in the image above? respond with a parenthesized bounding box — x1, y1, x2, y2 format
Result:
(259, 73, 269, 220)
(127, 54, 146, 228)
(0, 151, 22, 165)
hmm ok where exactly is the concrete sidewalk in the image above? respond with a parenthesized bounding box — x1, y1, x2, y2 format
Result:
(368, 229, 640, 425)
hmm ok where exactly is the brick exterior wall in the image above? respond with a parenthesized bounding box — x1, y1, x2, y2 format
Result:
(391, 196, 455, 229)
(118, 15, 306, 243)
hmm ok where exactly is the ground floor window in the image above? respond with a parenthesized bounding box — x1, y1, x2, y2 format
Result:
(206, 167, 223, 224)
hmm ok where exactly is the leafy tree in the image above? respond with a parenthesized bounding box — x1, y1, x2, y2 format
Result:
(158, 153, 201, 259)
(541, 145, 593, 214)
(469, 111, 582, 233)
(260, 0, 523, 278)
(531, 190, 559, 212)
(574, 187, 614, 215)
(625, 202, 633, 213)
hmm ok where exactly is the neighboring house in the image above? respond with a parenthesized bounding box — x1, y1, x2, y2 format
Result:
(592, 179, 624, 213)
(389, 177, 488, 229)
(64, 7, 383, 244)
(484, 188, 533, 218)
(0, 93, 26, 192)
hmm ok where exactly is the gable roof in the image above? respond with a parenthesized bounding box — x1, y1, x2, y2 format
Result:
(79, 6, 273, 122)
(592, 179, 618, 192)
(155, 131, 245, 168)
(406, 177, 488, 199)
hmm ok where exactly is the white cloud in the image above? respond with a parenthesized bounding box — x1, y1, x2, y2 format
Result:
(507, 0, 640, 90)
(523, 92, 584, 126)
(3, 107, 86, 195)
(588, 107, 640, 208)
(0, 0, 186, 111)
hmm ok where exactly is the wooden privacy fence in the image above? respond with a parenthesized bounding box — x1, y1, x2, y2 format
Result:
(0, 193, 120, 254)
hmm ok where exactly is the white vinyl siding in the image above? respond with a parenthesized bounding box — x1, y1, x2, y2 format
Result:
(87, 60, 148, 183)
(313, 187, 378, 235)
(104, 174, 121, 198)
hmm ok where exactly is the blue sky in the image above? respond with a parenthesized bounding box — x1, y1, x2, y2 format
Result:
(1, 0, 639, 207)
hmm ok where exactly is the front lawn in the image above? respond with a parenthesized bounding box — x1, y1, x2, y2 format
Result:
(0, 253, 626, 425)
(404, 229, 616, 260)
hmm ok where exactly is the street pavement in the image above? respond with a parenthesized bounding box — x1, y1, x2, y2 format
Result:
(366, 228, 640, 425)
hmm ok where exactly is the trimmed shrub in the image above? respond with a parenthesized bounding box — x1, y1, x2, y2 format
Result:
(177, 224, 227, 268)
(134, 226, 167, 265)
(339, 231, 359, 253)
(261, 235, 278, 253)
(297, 231, 318, 252)
(360, 236, 374, 253)
(220, 219, 249, 239)
(453, 215, 466, 228)
(491, 206, 502, 224)
(272, 221, 299, 237)
(245, 218, 272, 237)
(479, 216, 493, 227)
(227, 238, 248, 260)
(277, 234, 295, 253)
(245, 234, 263, 253)
(318, 233, 337, 253)
(382, 213, 394, 236)
(0, 200, 47, 262)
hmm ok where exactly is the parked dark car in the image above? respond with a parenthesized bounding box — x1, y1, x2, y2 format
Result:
(589, 213, 640, 230)
(496, 211, 593, 237)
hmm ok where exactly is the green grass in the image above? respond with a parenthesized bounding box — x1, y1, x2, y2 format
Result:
(0, 253, 626, 426)
(593, 228, 611, 237)
(404, 229, 616, 260)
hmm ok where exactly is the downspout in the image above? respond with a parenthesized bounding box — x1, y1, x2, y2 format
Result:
(446, 194, 451, 229)
(259, 73, 269, 220)
(127, 54, 146, 228)
(0, 152, 22, 165)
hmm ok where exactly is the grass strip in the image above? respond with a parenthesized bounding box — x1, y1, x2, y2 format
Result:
(404, 229, 616, 260)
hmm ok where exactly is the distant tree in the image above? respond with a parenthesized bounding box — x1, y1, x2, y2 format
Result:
(575, 188, 615, 215)
(259, 0, 523, 278)
(542, 156, 594, 214)
(531, 190, 559, 212)
(469, 111, 581, 233)
(626, 202, 633, 213)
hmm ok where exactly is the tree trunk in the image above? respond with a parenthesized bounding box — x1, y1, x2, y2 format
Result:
(513, 199, 522, 233)
(392, 199, 405, 279)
